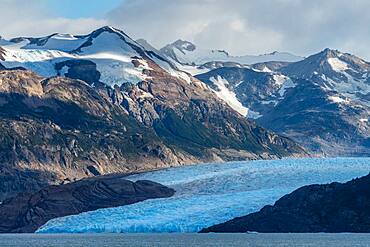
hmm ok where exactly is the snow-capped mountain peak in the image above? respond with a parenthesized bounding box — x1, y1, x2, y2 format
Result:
(281, 48, 370, 106)
(0, 26, 194, 87)
(195, 47, 369, 156)
(159, 39, 227, 65)
(159, 40, 303, 75)
(170, 39, 197, 53)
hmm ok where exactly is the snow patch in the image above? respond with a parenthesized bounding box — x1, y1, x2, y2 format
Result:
(1, 47, 73, 77)
(167, 42, 302, 66)
(247, 109, 262, 119)
(24, 34, 87, 52)
(321, 69, 370, 105)
(1, 38, 151, 87)
(168, 43, 302, 65)
(209, 76, 249, 116)
(150, 56, 193, 84)
(175, 63, 210, 76)
(359, 118, 368, 123)
(273, 74, 296, 96)
(79, 32, 136, 56)
(327, 57, 348, 72)
(261, 100, 278, 106)
(235, 80, 244, 88)
(328, 95, 349, 104)
(261, 66, 272, 73)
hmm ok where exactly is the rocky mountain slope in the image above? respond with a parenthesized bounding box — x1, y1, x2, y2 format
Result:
(201, 173, 370, 233)
(0, 27, 306, 200)
(0, 175, 174, 233)
(196, 49, 370, 156)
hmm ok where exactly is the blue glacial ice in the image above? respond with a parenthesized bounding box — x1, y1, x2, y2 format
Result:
(37, 157, 370, 233)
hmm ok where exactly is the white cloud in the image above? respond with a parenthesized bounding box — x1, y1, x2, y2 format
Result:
(2, 0, 370, 60)
(106, 0, 370, 59)
(0, 0, 107, 39)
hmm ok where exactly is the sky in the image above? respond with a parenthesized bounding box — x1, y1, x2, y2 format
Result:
(1, 0, 370, 59)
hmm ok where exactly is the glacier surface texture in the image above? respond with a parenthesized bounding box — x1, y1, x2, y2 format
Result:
(37, 158, 370, 233)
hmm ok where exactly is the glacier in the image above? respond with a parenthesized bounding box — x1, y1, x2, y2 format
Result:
(37, 158, 370, 233)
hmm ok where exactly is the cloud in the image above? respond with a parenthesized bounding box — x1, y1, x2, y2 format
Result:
(0, 0, 107, 38)
(106, 0, 370, 58)
(1, 0, 370, 59)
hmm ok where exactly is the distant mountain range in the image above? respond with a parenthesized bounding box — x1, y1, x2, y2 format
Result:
(195, 48, 369, 156)
(0, 27, 305, 200)
(144, 40, 368, 156)
(159, 39, 302, 66)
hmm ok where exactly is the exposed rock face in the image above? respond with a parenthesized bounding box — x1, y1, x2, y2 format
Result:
(196, 67, 283, 117)
(268, 49, 370, 155)
(0, 70, 186, 200)
(0, 47, 5, 61)
(120, 57, 305, 159)
(0, 175, 175, 233)
(55, 59, 101, 85)
(258, 79, 370, 156)
(136, 38, 161, 54)
(251, 61, 291, 71)
(0, 27, 307, 200)
(201, 173, 370, 233)
(0, 69, 305, 200)
(196, 49, 370, 156)
(160, 39, 198, 64)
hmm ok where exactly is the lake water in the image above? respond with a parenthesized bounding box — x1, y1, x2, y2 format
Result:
(1, 233, 370, 247)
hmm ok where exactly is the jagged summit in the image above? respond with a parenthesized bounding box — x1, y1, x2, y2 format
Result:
(281, 48, 370, 79)
(170, 39, 197, 52)
(312, 48, 350, 63)
(85, 26, 132, 40)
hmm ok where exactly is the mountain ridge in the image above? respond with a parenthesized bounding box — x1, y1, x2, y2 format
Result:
(159, 39, 303, 69)
(195, 48, 369, 156)
(0, 27, 307, 200)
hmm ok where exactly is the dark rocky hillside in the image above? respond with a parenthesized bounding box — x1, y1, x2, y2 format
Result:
(0, 69, 305, 200)
(201, 173, 370, 233)
(0, 175, 174, 233)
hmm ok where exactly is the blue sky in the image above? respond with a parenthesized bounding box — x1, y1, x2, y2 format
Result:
(46, 0, 122, 18)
